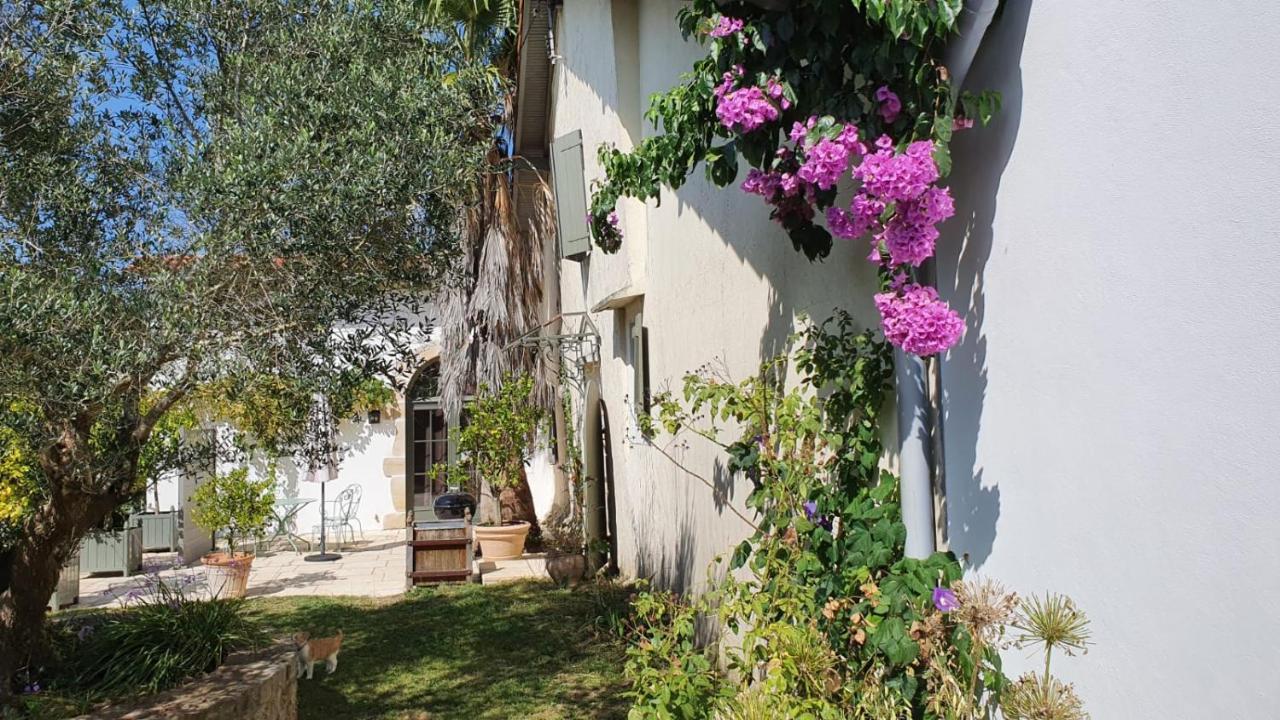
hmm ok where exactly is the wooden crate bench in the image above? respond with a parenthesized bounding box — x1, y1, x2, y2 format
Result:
(408, 514, 473, 585)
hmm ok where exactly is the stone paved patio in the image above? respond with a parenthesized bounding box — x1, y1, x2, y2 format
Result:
(72, 529, 550, 609)
(77, 530, 408, 608)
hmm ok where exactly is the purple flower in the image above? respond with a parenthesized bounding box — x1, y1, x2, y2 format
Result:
(708, 15, 744, 38)
(875, 85, 901, 123)
(789, 117, 817, 144)
(22, 682, 40, 695)
(741, 169, 782, 199)
(77, 624, 95, 642)
(933, 586, 960, 613)
(802, 501, 833, 531)
(879, 186, 954, 266)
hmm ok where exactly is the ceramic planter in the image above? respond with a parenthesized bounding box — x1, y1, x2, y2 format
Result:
(474, 521, 531, 560)
(202, 551, 255, 599)
(80, 526, 143, 576)
(546, 552, 586, 588)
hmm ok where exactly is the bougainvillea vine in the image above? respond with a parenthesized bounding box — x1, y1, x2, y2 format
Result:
(586, 0, 1000, 357)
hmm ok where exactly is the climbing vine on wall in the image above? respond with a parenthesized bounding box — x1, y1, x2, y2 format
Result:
(588, 0, 999, 357)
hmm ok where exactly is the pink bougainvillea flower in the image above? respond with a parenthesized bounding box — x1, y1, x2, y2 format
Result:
(789, 117, 817, 144)
(875, 85, 901, 123)
(713, 65, 745, 98)
(826, 193, 884, 241)
(879, 186, 954, 266)
(796, 136, 853, 190)
(835, 123, 866, 156)
(708, 15, 744, 38)
(874, 283, 964, 355)
(765, 78, 791, 110)
(716, 86, 780, 132)
(953, 115, 975, 130)
(741, 168, 782, 199)
(856, 139, 940, 204)
(714, 73, 788, 133)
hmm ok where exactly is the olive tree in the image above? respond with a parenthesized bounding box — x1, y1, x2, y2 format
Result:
(0, 0, 496, 694)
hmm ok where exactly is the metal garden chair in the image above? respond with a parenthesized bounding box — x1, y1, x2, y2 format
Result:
(313, 484, 363, 548)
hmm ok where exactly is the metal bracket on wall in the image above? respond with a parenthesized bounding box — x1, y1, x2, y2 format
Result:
(505, 311, 600, 398)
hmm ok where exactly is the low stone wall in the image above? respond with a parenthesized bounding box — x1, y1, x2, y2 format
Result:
(74, 643, 297, 720)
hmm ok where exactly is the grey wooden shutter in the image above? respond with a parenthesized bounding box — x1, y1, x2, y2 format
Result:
(551, 130, 591, 260)
(630, 313, 650, 414)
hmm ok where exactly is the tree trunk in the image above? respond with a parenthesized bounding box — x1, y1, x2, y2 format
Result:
(0, 486, 118, 701)
(498, 467, 540, 537)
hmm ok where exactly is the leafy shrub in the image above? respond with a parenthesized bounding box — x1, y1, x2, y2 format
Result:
(619, 588, 730, 720)
(628, 313, 1094, 718)
(457, 374, 544, 492)
(190, 467, 275, 553)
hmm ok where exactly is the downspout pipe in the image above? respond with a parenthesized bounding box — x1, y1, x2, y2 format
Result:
(897, 0, 1000, 560)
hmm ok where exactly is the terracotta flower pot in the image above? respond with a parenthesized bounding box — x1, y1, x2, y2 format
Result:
(474, 521, 531, 560)
(202, 551, 255, 599)
(546, 552, 586, 588)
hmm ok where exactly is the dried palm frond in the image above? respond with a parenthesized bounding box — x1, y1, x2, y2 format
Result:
(438, 162, 555, 417)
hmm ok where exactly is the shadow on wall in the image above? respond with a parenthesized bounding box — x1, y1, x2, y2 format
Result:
(938, 0, 1033, 569)
(262, 416, 393, 503)
(633, 506, 698, 593)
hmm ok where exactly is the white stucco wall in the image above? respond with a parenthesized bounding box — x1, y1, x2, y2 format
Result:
(549, 0, 1280, 717)
(933, 1, 1280, 716)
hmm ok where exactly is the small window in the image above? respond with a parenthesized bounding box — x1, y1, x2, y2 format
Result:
(550, 130, 591, 260)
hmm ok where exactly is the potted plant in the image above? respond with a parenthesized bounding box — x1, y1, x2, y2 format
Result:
(459, 374, 544, 560)
(190, 467, 275, 599)
(543, 510, 587, 587)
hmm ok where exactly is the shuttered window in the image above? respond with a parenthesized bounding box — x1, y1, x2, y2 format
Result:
(550, 130, 591, 260)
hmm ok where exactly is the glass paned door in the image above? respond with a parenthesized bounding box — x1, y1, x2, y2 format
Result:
(412, 405, 449, 509)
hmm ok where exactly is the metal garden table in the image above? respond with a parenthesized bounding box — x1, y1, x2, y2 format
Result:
(267, 497, 315, 553)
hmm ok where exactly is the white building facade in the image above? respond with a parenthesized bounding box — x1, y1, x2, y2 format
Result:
(154, 326, 557, 547)
(515, 0, 1280, 717)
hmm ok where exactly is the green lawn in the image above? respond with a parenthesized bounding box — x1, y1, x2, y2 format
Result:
(247, 581, 631, 720)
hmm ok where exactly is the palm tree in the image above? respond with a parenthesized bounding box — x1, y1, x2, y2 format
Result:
(426, 0, 557, 533)
(422, 0, 518, 67)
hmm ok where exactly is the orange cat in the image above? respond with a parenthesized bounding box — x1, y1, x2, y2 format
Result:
(293, 630, 343, 679)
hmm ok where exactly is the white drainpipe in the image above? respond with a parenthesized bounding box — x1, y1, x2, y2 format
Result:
(898, 0, 1001, 559)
